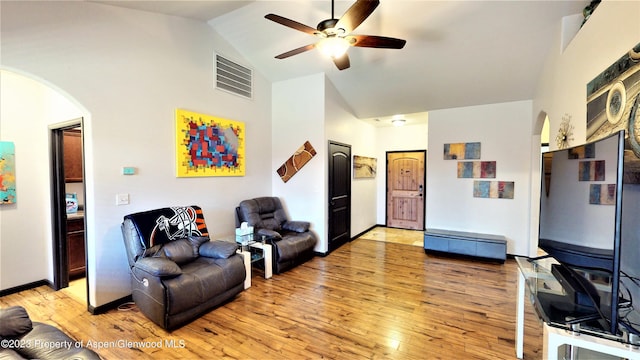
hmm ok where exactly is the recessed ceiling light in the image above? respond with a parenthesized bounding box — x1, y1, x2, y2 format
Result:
(392, 118, 406, 126)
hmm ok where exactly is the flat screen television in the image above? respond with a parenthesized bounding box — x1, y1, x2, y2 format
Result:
(538, 129, 640, 336)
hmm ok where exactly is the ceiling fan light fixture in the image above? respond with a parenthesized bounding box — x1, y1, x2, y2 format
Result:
(317, 36, 350, 59)
(265, 0, 405, 70)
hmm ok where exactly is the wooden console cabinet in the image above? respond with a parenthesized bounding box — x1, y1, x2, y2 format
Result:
(67, 217, 85, 278)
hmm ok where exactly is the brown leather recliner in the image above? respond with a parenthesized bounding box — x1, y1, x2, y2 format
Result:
(0, 306, 100, 359)
(236, 197, 317, 274)
(121, 206, 246, 330)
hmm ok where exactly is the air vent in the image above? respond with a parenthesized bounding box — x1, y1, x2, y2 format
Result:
(214, 54, 252, 99)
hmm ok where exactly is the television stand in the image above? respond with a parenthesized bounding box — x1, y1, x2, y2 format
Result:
(543, 323, 640, 359)
(515, 256, 640, 359)
(551, 264, 600, 307)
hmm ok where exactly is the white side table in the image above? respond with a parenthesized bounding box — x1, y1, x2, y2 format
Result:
(238, 241, 273, 289)
(222, 234, 273, 289)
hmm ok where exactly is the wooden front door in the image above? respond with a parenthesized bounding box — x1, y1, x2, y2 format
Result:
(328, 141, 351, 252)
(386, 151, 426, 230)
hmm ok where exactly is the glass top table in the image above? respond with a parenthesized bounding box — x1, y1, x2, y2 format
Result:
(515, 256, 640, 359)
(217, 233, 273, 288)
(515, 256, 614, 335)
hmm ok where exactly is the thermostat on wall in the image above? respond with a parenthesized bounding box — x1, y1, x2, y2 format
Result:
(122, 167, 136, 175)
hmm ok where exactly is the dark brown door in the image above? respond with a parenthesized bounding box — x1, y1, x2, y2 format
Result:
(386, 151, 425, 230)
(328, 141, 351, 252)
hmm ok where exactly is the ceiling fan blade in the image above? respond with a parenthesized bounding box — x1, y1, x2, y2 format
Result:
(275, 44, 316, 59)
(333, 54, 351, 70)
(265, 14, 318, 36)
(346, 35, 406, 49)
(335, 0, 380, 34)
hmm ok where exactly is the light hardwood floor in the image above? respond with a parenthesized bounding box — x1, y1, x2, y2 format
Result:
(1, 227, 543, 359)
(358, 226, 424, 247)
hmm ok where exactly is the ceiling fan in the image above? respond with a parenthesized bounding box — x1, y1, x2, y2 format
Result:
(265, 0, 406, 70)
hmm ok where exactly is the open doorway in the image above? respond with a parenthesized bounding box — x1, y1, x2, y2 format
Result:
(50, 119, 87, 305)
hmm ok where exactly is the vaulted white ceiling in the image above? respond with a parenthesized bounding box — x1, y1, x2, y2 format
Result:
(91, 1, 588, 126)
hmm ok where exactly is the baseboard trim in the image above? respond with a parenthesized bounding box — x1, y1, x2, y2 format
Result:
(89, 294, 133, 315)
(0, 279, 51, 297)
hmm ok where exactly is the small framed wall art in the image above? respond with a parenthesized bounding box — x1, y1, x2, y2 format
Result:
(353, 155, 377, 178)
(443, 142, 481, 160)
(0, 141, 16, 204)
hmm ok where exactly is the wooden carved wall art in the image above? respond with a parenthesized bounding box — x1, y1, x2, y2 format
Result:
(277, 141, 316, 183)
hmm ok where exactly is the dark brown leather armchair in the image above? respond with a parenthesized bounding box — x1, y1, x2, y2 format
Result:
(236, 197, 317, 274)
(0, 306, 100, 359)
(121, 206, 246, 330)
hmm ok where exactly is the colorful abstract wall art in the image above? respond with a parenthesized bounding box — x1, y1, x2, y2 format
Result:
(457, 161, 496, 178)
(589, 184, 616, 205)
(568, 143, 596, 159)
(578, 160, 605, 181)
(277, 141, 316, 183)
(175, 109, 245, 177)
(353, 155, 377, 179)
(0, 141, 16, 204)
(443, 142, 481, 160)
(473, 180, 514, 199)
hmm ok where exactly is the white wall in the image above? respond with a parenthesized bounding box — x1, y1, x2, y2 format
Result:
(374, 123, 429, 225)
(0, 70, 83, 289)
(272, 74, 326, 252)
(427, 101, 534, 256)
(325, 77, 378, 237)
(532, 1, 640, 254)
(0, 1, 272, 308)
(534, 1, 640, 147)
(272, 73, 383, 252)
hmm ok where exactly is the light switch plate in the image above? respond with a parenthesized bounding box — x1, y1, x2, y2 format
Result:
(116, 193, 129, 205)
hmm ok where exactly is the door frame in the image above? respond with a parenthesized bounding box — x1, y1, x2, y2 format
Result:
(385, 150, 427, 229)
(49, 118, 85, 293)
